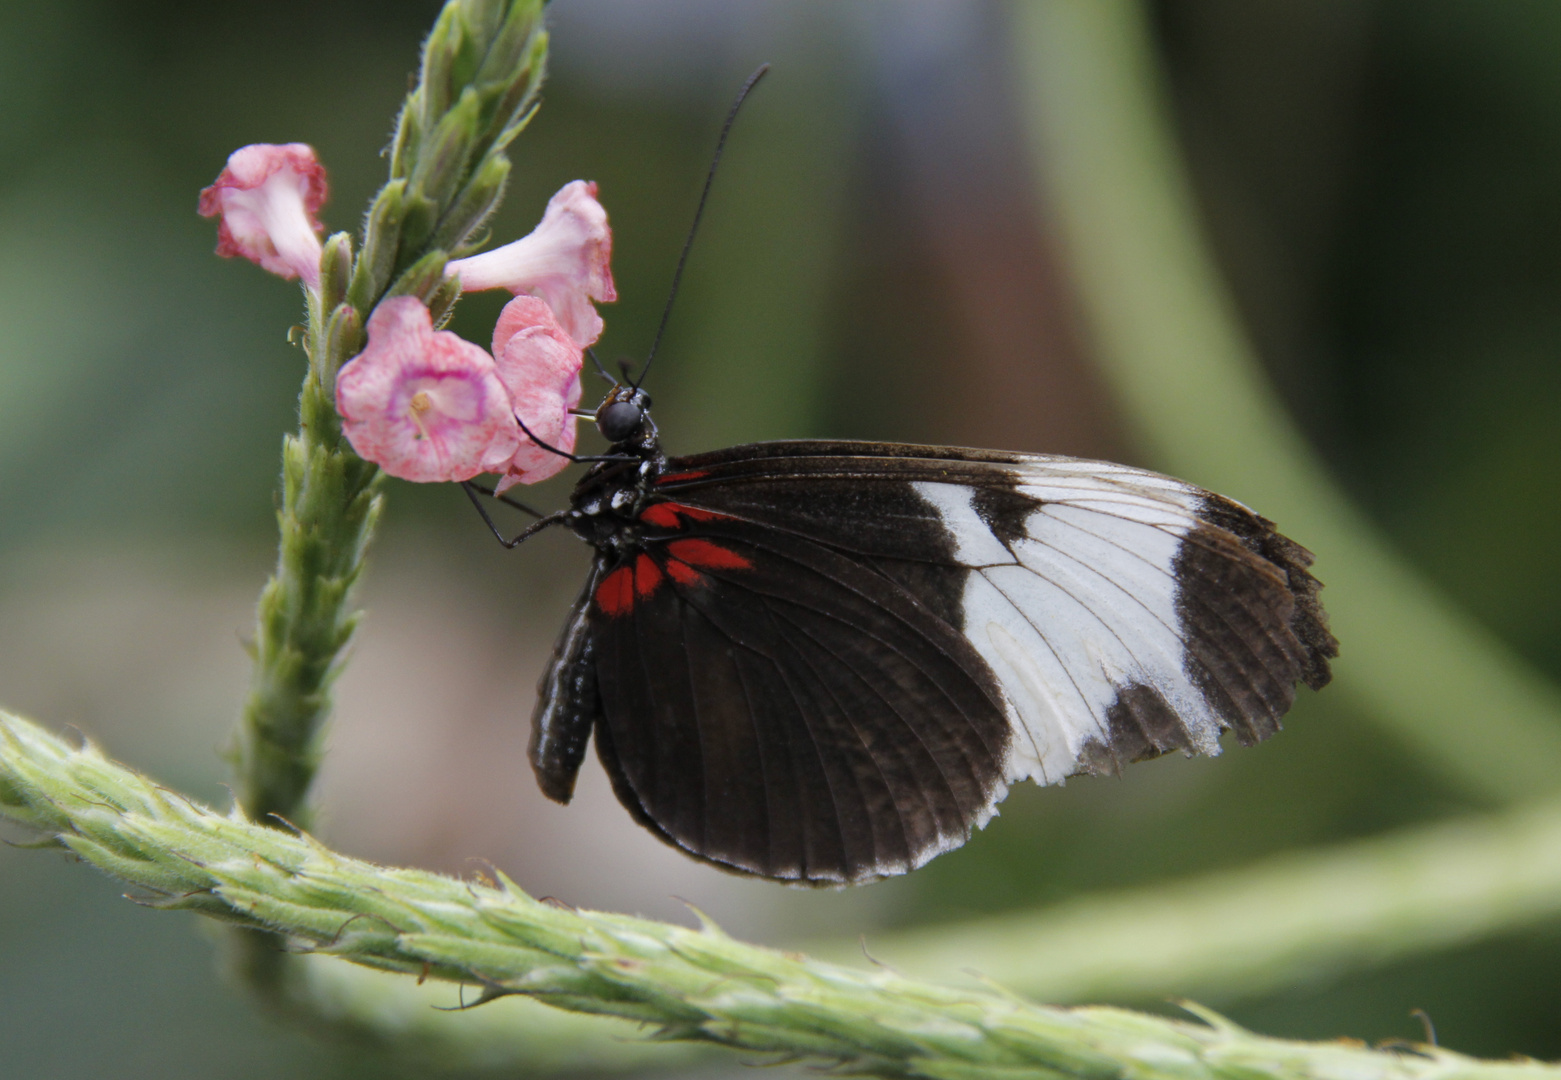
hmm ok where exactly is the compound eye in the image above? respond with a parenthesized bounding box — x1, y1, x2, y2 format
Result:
(597, 400, 644, 442)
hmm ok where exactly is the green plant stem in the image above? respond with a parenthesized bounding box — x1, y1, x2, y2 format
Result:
(234, 0, 547, 836)
(289, 959, 713, 1074)
(232, 283, 380, 832)
(4, 711, 1559, 1080)
(228, 0, 545, 1005)
(285, 784, 1561, 1070)
(1008, 0, 1561, 803)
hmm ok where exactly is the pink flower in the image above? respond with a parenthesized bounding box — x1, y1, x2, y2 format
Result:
(489, 296, 584, 490)
(336, 298, 521, 483)
(446, 180, 617, 347)
(198, 143, 329, 287)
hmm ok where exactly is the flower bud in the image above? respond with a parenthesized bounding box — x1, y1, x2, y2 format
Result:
(410, 87, 483, 218)
(434, 153, 512, 256)
(387, 250, 450, 305)
(348, 179, 407, 311)
(319, 233, 354, 314)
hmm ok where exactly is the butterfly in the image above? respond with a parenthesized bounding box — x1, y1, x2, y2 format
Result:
(467, 383, 1336, 885)
(462, 68, 1337, 886)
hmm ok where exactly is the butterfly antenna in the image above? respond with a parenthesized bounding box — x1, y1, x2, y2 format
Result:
(586, 346, 617, 386)
(634, 63, 770, 391)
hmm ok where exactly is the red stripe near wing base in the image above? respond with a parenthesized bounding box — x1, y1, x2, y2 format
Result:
(596, 532, 751, 616)
(665, 559, 705, 586)
(639, 502, 734, 530)
(666, 538, 752, 570)
(634, 553, 664, 597)
(638, 503, 682, 529)
(595, 566, 635, 617)
(656, 469, 710, 484)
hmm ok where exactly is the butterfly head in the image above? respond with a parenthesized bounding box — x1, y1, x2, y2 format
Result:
(595, 385, 654, 446)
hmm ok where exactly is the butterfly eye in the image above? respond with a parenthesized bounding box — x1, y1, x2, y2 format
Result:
(596, 400, 644, 442)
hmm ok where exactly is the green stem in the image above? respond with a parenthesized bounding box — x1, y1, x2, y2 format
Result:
(232, 279, 379, 831)
(5, 711, 1558, 1080)
(1008, 0, 1561, 802)
(233, 0, 547, 835)
(227, 0, 546, 1009)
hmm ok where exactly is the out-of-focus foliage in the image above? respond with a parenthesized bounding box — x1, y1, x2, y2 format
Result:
(1, 1, 1559, 1076)
(1158, 0, 1561, 686)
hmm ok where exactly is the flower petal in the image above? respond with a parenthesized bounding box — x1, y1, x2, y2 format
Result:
(335, 297, 521, 483)
(198, 143, 329, 287)
(446, 180, 616, 347)
(489, 296, 585, 488)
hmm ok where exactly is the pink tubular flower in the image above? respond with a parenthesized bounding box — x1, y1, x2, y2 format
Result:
(198, 143, 328, 287)
(336, 298, 521, 483)
(489, 296, 584, 490)
(446, 180, 617, 347)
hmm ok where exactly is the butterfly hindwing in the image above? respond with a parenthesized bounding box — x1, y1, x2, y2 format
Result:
(587, 515, 1011, 885)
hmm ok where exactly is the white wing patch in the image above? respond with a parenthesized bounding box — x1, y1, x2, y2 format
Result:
(913, 462, 1227, 787)
(912, 481, 1018, 566)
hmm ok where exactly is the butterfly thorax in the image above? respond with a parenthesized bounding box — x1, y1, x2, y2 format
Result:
(564, 389, 666, 558)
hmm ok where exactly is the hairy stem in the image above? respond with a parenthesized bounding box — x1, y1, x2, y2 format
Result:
(228, 0, 546, 1007)
(5, 712, 1559, 1080)
(232, 283, 380, 830)
(233, 0, 546, 833)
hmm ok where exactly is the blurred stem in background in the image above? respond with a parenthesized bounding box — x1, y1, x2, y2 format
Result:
(1011, 0, 1561, 805)
(855, 791, 1561, 1005)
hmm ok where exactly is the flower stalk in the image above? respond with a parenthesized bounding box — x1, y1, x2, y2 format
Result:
(232, 0, 547, 834)
(6, 710, 1559, 1080)
(225, 0, 545, 1009)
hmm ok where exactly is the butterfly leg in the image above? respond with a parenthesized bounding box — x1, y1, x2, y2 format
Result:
(463, 480, 545, 519)
(461, 482, 571, 549)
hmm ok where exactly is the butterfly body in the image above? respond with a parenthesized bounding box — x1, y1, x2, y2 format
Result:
(524, 391, 1337, 886)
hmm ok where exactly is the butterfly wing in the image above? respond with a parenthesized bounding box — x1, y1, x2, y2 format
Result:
(588, 509, 1013, 886)
(538, 440, 1337, 885)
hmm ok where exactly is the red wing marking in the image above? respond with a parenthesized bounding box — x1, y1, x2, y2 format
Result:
(639, 502, 733, 530)
(666, 538, 752, 570)
(675, 505, 728, 521)
(633, 553, 663, 598)
(599, 535, 746, 615)
(595, 565, 635, 617)
(664, 559, 705, 586)
(638, 503, 682, 529)
(656, 469, 710, 485)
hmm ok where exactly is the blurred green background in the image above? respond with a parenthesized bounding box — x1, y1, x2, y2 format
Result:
(1, 0, 1559, 1075)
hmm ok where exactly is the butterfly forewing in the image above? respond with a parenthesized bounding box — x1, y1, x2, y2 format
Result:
(533, 440, 1336, 885)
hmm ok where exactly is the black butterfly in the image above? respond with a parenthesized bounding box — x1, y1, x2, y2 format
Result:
(461, 69, 1337, 887)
